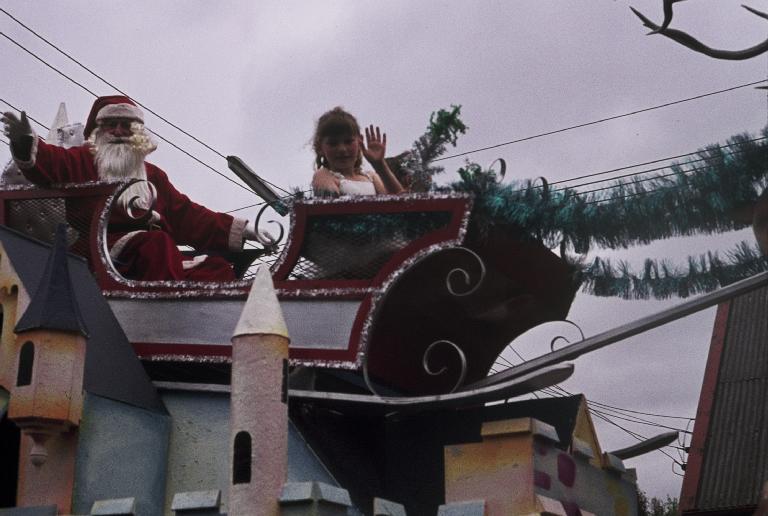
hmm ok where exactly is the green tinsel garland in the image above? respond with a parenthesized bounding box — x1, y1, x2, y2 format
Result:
(444, 129, 768, 253)
(580, 241, 768, 299)
(397, 109, 768, 298)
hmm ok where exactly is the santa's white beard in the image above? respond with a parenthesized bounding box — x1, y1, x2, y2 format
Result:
(93, 130, 154, 212)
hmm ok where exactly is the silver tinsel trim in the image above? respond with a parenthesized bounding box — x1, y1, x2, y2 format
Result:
(275, 287, 372, 298)
(288, 358, 360, 370)
(97, 181, 257, 296)
(140, 353, 231, 363)
(0, 179, 120, 192)
(299, 191, 471, 205)
(104, 288, 249, 299)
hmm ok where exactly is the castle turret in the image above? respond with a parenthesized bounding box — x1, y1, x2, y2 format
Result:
(7, 225, 88, 510)
(229, 265, 290, 516)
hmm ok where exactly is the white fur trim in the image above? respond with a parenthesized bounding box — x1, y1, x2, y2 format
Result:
(109, 230, 145, 261)
(229, 217, 248, 251)
(96, 104, 144, 123)
(182, 254, 208, 270)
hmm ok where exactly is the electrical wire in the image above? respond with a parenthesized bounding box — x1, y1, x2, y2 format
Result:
(589, 409, 685, 474)
(549, 136, 766, 189)
(553, 138, 764, 193)
(434, 78, 768, 162)
(5, 5, 765, 200)
(583, 180, 686, 206)
(0, 30, 289, 196)
(8, 7, 763, 211)
(0, 9, 291, 196)
(1, 93, 256, 195)
(0, 32, 99, 96)
(499, 135, 765, 197)
(496, 343, 696, 428)
(224, 188, 311, 214)
(223, 130, 765, 216)
(1, 97, 50, 131)
(587, 399, 695, 421)
(541, 384, 693, 437)
(0, 8, 220, 156)
(587, 405, 693, 434)
(571, 160, 726, 199)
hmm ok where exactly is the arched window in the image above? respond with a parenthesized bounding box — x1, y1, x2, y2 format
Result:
(16, 342, 34, 387)
(233, 431, 252, 484)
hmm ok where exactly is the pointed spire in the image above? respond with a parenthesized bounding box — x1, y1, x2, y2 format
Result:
(232, 265, 289, 340)
(15, 225, 89, 337)
(45, 102, 69, 143)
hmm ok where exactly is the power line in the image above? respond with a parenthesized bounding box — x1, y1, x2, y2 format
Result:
(1, 93, 255, 195)
(588, 404, 693, 434)
(0, 32, 99, 96)
(498, 344, 695, 424)
(588, 399, 694, 421)
(0, 8, 291, 196)
(0, 28, 290, 197)
(535, 387, 686, 468)
(584, 179, 687, 206)
(224, 188, 311, 214)
(589, 409, 685, 473)
(542, 383, 693, 434)
(0, 7, 225, 157)
(434, 78, 768, 162)
(572, 159, 727, 199)
(231, 133, 764, 215)
(551, 136, 766, 193)
(1, 97, 50, 131)
(5, 4, 764, 201)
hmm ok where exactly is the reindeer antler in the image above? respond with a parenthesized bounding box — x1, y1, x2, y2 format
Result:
(630, 3, 768, 60)
(647, 0, 687, 35)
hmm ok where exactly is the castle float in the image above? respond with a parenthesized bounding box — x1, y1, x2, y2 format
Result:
(0, 104, 705, 516)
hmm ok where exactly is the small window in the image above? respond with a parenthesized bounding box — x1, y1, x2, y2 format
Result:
(16, 342, 34, 387)
(233, 431, 252, 484)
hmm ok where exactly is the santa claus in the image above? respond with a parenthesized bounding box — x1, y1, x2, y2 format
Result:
(2, 96, 271, 281)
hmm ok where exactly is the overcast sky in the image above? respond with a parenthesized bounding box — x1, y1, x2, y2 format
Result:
(2, 0, 767, 499)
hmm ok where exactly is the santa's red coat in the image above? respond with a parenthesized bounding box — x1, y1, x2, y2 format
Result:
(19, 139, 245, 281)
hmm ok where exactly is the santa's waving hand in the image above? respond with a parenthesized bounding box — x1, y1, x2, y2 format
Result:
(2, 111, 35, 158)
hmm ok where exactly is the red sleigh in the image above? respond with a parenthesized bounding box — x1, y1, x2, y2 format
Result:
(0, 181, 577, 395)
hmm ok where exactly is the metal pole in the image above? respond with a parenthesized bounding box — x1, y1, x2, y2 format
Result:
(468, 271, 768, 390)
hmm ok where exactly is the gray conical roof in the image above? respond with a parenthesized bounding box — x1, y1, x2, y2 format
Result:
(15, 224, 89, 336)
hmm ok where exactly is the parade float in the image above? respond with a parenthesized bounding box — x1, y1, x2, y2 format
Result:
(0, 98, 766, 514)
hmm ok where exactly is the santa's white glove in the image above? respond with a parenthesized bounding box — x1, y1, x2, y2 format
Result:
(244, 219, 276, 246)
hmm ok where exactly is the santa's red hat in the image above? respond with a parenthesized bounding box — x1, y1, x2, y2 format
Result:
(84, 95, 144, 138)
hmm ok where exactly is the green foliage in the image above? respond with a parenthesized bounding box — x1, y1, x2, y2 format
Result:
(428, 104, 467, 147)
(637, 490, 680, 516)
(394, 105, 468, 191)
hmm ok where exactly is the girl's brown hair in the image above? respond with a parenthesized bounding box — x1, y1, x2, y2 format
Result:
(313, 107, 362, 169)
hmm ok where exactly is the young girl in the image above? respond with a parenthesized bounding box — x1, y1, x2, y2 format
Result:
(311, 107, 404, 196)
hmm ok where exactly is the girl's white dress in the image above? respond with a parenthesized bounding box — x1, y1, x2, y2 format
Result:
(328, 169, 376, 196)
